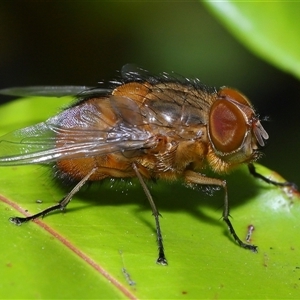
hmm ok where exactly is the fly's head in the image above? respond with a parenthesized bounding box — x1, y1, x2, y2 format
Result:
(207, 87, 269, 173)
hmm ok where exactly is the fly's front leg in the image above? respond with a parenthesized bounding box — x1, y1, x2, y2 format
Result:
(9, 168, 96, 225)
(132, 163, 167, 265)
(184, 170, 257, 252)
(248, 163, 298, 190)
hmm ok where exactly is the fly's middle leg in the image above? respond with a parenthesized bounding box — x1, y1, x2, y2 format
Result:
(132, 163, 167, 265)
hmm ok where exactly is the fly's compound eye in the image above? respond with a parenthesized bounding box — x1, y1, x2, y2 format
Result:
(209, 98, 247, 154)
(218, 87, 251, 106)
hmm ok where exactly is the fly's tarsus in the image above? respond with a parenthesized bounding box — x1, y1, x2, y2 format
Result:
(223, 217, 258, 252)
(248, 163, 297, 190)
(157, 255, 168, 266)
(9, 216, 28, 225)
(9, 168, 96, 226)
(221, 179, 258, 253)
(9, 202, 64, 225)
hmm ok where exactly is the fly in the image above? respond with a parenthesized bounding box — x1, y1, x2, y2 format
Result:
(0, 65, 296, 265)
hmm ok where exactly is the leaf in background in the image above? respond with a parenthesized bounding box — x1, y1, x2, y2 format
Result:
(204, 2, 300, 79)
(1, 97, 300, 299)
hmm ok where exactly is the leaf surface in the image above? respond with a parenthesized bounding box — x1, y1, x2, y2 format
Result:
(1, 97, 300, 299)
(205, 2, 300, 79)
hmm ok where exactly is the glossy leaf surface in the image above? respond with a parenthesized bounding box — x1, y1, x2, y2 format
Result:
(205, 2, 300, 79)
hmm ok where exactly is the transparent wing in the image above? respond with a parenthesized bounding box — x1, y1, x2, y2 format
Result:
(0, 95, 154, 166)
(0, 86, 112, 98)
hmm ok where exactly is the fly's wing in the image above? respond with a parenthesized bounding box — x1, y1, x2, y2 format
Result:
(0, 95, 154, 166)
(0, 86, 112, 98)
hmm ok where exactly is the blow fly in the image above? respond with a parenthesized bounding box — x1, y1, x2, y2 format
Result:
(0, 66, 296, 265)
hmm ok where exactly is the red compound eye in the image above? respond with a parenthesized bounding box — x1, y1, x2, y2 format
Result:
(218, 87, 251, 106)
(209, 89, 248, 154)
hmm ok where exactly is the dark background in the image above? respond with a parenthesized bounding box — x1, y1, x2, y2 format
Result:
(1, 2, 299, 183)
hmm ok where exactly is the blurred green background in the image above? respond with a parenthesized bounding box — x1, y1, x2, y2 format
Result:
(0, 1, 299, 183)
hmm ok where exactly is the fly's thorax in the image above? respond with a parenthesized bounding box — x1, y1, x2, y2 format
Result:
(112, 81, 213, 127)
(207, 87, 269, 173)
(112, 81, 151, 103)
(112, 81, 215, 177)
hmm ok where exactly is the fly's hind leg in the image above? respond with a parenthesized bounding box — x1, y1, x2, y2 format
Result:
(9, 168, 96, 225)
(184, 170, 257, 252)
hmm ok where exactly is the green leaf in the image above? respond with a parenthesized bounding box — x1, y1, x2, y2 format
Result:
(204, 2, 300, 79)
(1, 97, 300, 299)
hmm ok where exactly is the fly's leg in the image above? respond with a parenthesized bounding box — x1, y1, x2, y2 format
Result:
(248, 163, 298, 190)
(221, 182, 257, 252)
(9, 168, 96, 226)
(184, 170, 257, 252)
(132, 163, 167, 265)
